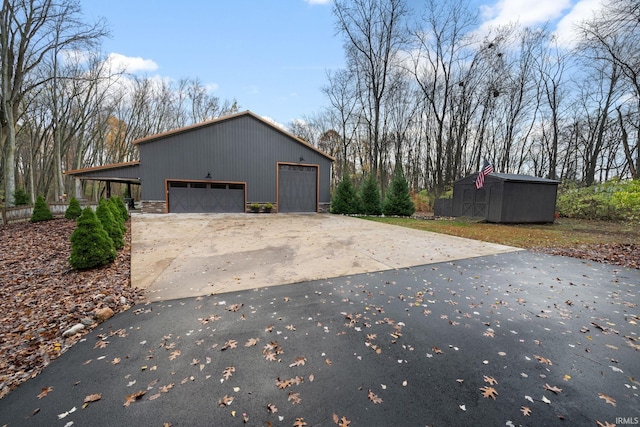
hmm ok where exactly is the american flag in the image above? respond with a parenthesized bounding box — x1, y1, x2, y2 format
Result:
(475, 159, 494, 189)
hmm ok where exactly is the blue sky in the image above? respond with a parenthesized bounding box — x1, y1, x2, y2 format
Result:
(81, 0, 603, 127)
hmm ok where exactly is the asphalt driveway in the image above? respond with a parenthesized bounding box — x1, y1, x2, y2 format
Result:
(1, 215, 638, 426)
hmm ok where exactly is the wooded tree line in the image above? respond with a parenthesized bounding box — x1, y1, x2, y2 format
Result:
(0, 0, 238, 206)
(1, 0, 637, 207)
(291, 0, 639, 196)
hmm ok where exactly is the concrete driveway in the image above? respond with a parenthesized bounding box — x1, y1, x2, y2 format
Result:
(131, 213, 519, 301)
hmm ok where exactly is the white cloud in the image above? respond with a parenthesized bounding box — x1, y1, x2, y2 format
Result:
(106, 52, 158, 74)
(205, 83, 219, 92)
(478, 0, 572, 31)
(304, 0, 332, 5)
(261, 115, 287, 130)
(554, 0, 604, 48)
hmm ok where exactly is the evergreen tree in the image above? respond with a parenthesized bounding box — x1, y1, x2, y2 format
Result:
(110, 195, 129, 222)
(65, 197, 82, 219)
(13, 188, 29, 206)
(96, 199, 124, 249)
(108, 197, 126, 235)
(30, 195, 53, 222)
(69, 207, 117, 269)
(383, 165, 415, 216)
(331, 174, 361, 214)
(360, 174, 382, 215)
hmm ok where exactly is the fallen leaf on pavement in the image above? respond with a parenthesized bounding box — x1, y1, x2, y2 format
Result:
(368, 389, 383, 404)
(480, 386, 498, 400)
(123, 390, 146, 407)
(598, 393, 616, 406)
(37, 386, 53, 399)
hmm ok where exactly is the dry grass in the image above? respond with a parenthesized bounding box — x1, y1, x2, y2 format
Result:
(365, 216, 639, 249)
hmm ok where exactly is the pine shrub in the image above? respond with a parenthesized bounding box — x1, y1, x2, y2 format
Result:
(331, 174, 361, 214)
(96, 198, 124, 249)
(110, 195, 129, 222)
(69, 207, 117, 269)
(13, 188, 30, 206)
(31, 195, 53, 222)
(360, 174, 382, 215)
(108, 197, 126, 235)
(65, 197, 82, 219)
(383, 166, 415, 217)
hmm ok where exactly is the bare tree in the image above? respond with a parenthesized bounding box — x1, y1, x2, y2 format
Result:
(333, 0, 408, 182)
(0, 0, 106, 205)
(323, 68, 359, 178)
(410, 0, 477, 193)
(578, 0, 639, 179)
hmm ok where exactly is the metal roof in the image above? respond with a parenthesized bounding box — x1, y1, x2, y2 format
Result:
(488, 173, 559, 184)
(455, 172, 559, 185)
(64, 161, 141, 183)
(130, 110, 335, 162)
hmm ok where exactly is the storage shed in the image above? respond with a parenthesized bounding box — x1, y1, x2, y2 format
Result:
(452, 173, 559, 223)
(66, 111, 334, 213)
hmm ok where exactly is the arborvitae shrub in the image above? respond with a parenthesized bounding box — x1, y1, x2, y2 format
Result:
(31, 195, 53, 222)
(331, 174, 361, 214)
(69, 207, 117, 269)
(110, 195, 129, 222)
(65, 197, 82, 219)
(108, 198, 126, 235)
(13, 188, 30, 206)
(360, 174, 382, 215)
(96, 199, 124, 249)
(383, 166, 415, 217)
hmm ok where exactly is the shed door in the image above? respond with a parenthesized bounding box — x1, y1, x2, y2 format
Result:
(278, 165, 318, 213)
(462, 187, 487, 218)
(168, 182, 245, 213)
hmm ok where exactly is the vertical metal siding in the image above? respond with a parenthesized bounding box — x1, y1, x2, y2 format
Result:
(139, 115, 332, 203)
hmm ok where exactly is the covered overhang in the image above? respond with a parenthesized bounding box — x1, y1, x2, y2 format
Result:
(64, 161, 141, 200)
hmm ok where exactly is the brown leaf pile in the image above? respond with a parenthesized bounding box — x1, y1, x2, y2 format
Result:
(0, 219, 145, 399)
(537, 243, 640, 269)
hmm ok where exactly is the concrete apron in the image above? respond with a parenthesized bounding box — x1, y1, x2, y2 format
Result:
(131, 213, 521, 301)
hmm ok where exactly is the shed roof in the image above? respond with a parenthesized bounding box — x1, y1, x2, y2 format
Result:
(131, 110, 335, 162)
(488, 173, 559, 184)
(456, 172, 559, 185)
(64, 161, 141, 183)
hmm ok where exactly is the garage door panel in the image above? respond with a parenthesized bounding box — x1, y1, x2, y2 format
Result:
(168, 182, 244, 213)
(278, 165, 317, 213)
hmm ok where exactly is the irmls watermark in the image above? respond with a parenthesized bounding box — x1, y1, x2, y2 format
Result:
(616, 417, 640, 425)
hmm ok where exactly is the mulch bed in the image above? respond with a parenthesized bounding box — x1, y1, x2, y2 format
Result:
(0, 219, 145, 399)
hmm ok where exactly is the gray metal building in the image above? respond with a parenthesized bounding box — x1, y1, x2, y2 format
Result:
(452, 173, 559, 223)
(66, 111, 334, 213)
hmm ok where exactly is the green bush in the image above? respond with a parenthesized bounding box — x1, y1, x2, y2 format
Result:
(556, 179, 640, 221)
(110, 195, 129, 222)
(108, 197, 126, 235)
(13, 188, 30, 206)
(331, 174, 361, 214)
(69, 207, 117, 269)
(30, 195, 53, 222)
(383, 166, 415, 217)
(96, 198, 124, 249)
(360, 174, 382, 215)
(65, 197, 82, 219)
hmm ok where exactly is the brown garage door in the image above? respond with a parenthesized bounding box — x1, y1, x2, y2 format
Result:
(168, 182, 245, 213)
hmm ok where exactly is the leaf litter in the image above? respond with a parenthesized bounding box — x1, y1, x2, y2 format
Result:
(2, 220, 639, 426)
